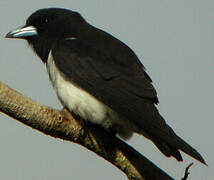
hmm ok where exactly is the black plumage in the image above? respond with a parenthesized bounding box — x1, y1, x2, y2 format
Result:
(6, 8, 206, 165)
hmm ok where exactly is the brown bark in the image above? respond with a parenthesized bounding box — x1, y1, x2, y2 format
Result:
(0, 81, 174, 180)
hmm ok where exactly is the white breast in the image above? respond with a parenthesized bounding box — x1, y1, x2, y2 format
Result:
(46, 51, 133, 139)
(46, 52, 113, 126)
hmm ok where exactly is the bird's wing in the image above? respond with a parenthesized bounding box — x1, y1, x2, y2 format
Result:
(52, 38, 160, 131)
(51, 38, 206, 165)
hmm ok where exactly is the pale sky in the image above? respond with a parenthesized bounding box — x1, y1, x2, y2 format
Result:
(0, 0, 213, 179)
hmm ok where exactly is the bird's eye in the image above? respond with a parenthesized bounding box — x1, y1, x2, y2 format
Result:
(42, 17, 50, 24)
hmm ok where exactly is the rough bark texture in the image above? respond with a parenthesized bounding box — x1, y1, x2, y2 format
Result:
(0, 81, 174, 180)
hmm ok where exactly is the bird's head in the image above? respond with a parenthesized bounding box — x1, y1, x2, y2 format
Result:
(6, 8, 86, 62)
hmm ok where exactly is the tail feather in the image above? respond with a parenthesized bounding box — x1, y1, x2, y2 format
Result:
(150, 126, 207, 165)
(152, 135, 206, 164)
(152, 137, 183, 162)
(147, 114, 207, 165)
(174, 135, 207, 165)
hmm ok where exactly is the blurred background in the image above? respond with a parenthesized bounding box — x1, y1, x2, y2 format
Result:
(0, 0, 213, 179)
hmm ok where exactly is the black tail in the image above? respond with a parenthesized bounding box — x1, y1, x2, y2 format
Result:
(150, 120, 207, 165)
(153, 138, 183, 162)
(152, 135, 207, 165)
(174, 134, 207, 165)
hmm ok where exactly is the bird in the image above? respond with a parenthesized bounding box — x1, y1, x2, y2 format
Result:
(6, 8, 206, 165)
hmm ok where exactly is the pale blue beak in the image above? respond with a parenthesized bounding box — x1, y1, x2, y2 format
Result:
(6, 25, 38, 39)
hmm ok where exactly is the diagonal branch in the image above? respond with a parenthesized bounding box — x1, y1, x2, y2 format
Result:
(0, 81, 174, 180)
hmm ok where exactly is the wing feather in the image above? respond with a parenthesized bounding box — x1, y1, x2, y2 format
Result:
(51, 39, 206, 164)
(52, 39, 159, 130)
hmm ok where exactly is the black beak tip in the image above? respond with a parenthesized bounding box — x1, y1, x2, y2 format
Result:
(5, 32, 12, 38)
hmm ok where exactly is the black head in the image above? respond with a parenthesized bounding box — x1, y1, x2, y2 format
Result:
(6, 8, 86, 62)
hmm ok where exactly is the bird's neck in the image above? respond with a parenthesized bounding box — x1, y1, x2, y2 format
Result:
(28, 38, 54, 63)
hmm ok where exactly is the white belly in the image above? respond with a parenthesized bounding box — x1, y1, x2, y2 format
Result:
(46, 51, 133, 139)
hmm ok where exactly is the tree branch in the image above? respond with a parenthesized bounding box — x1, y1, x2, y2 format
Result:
(0, 81, 174, 180)
(182, 163, 194, 180)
